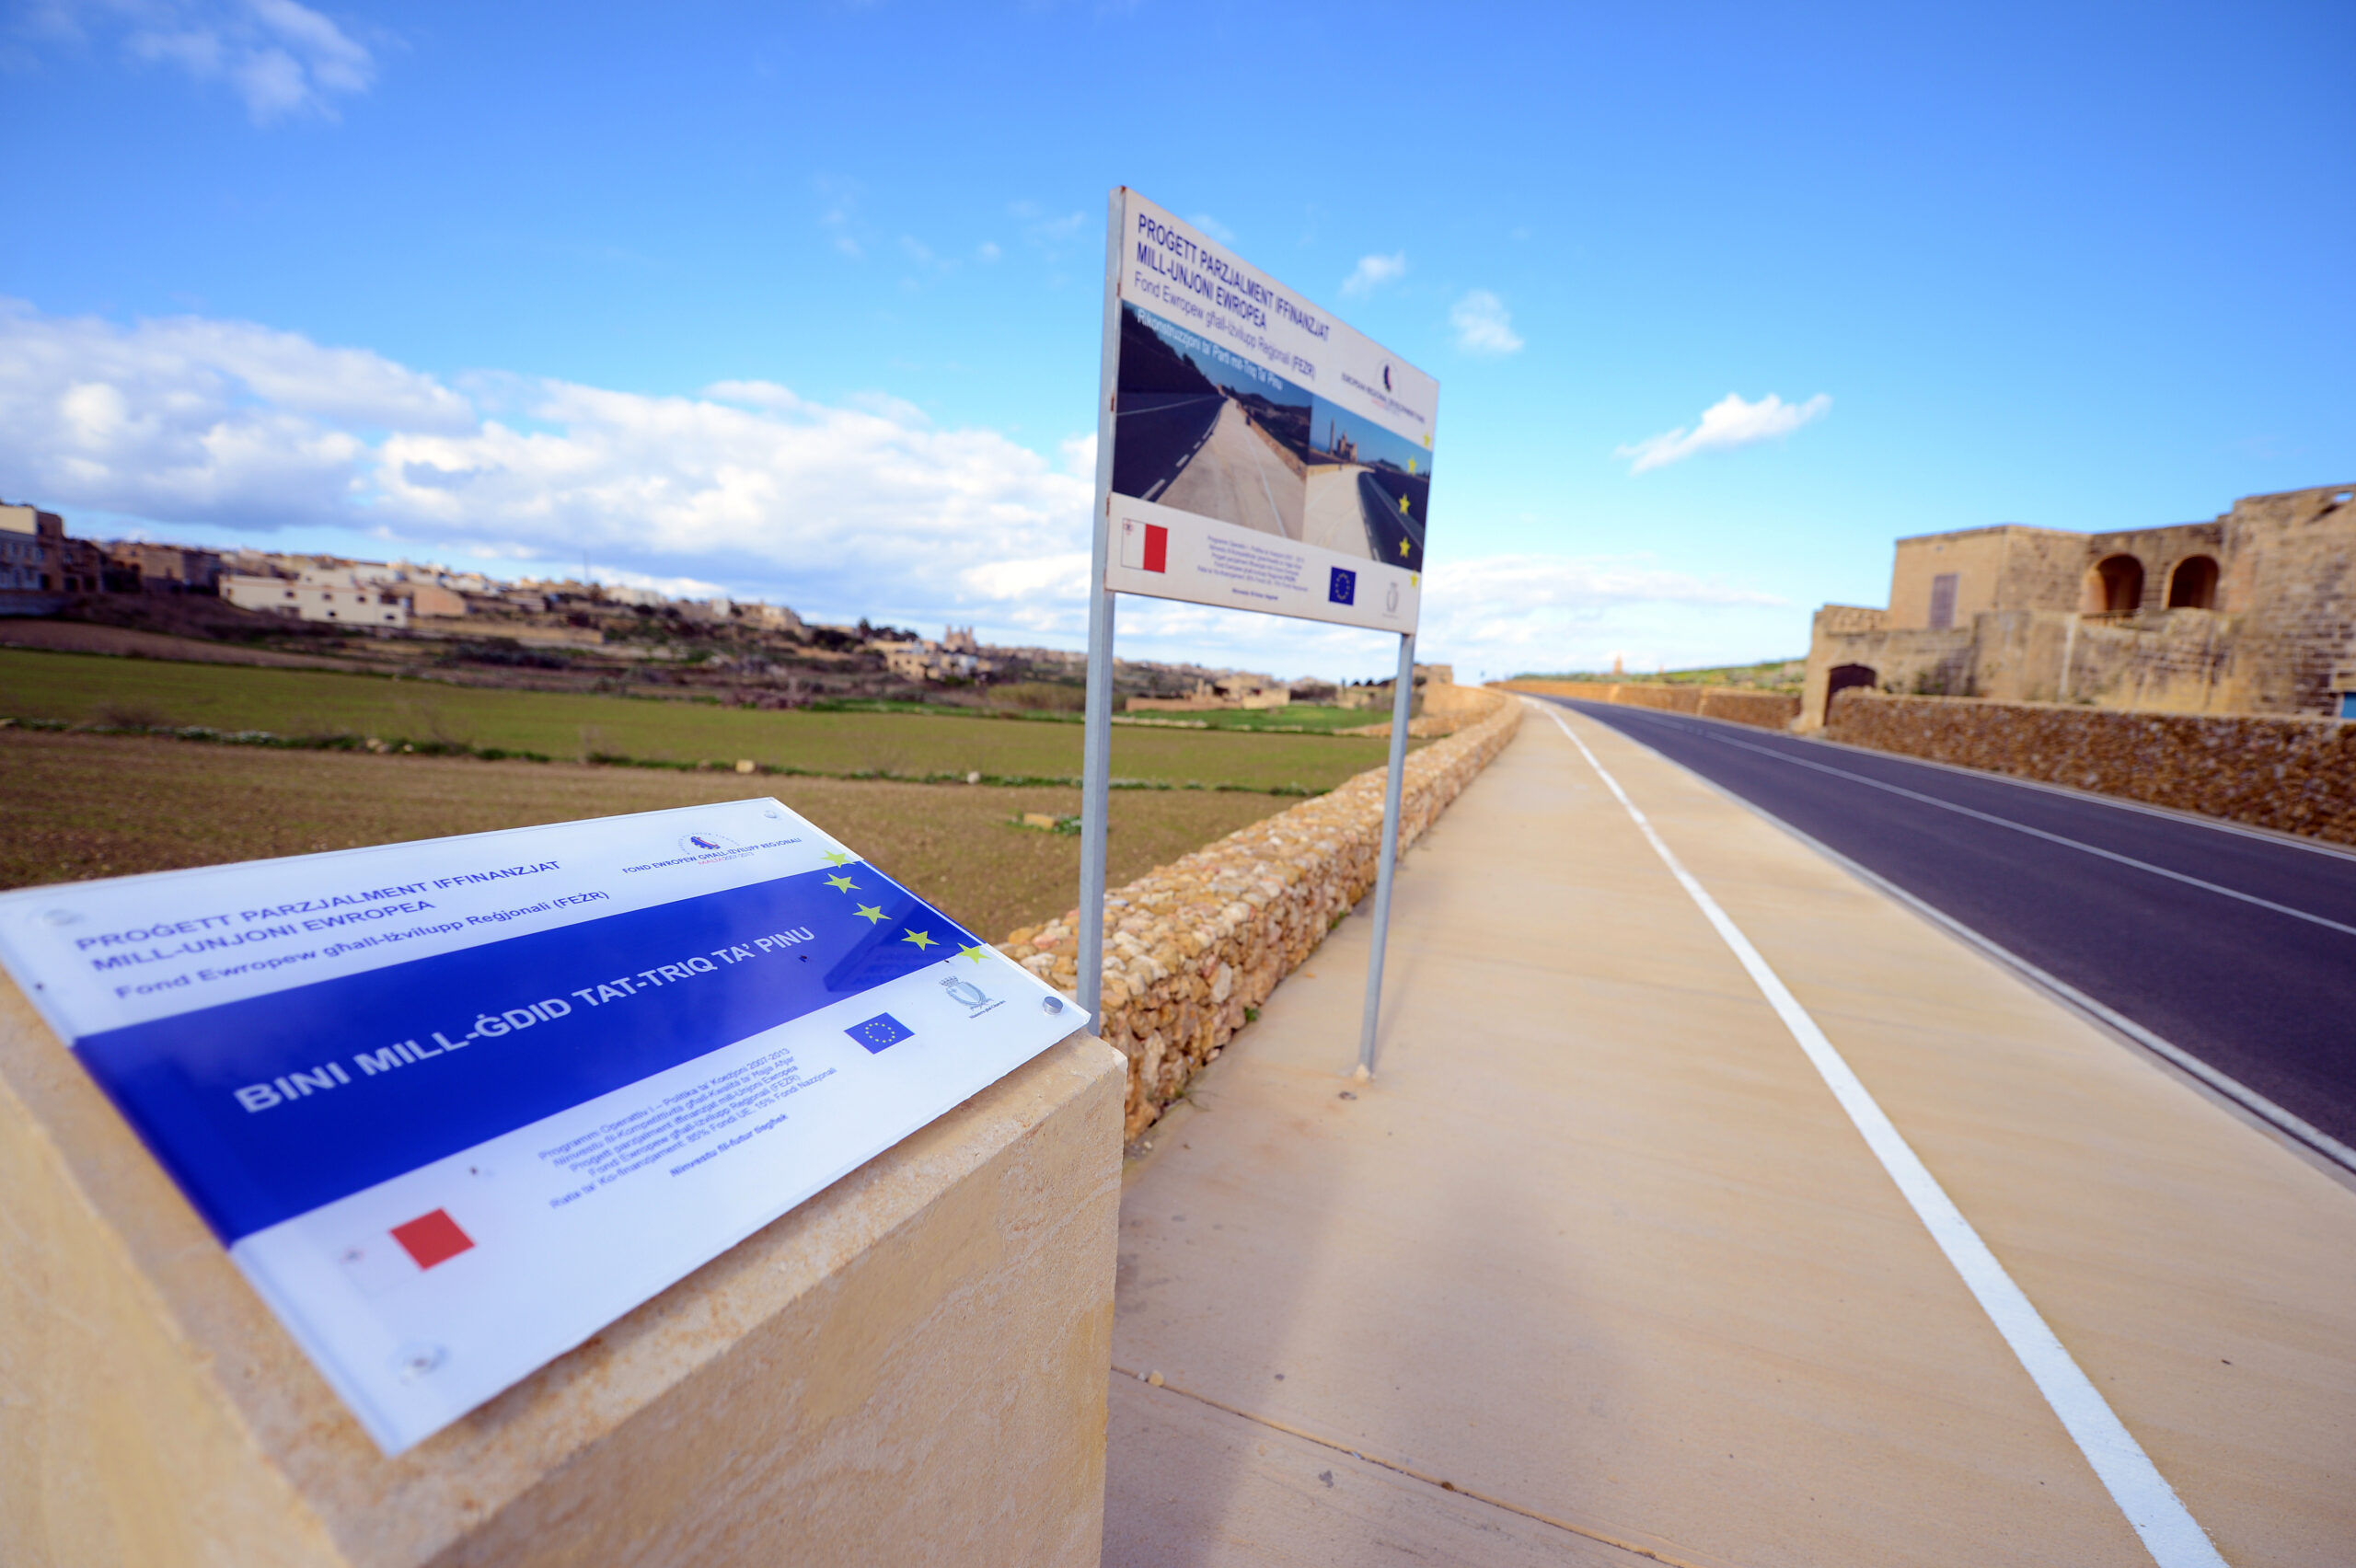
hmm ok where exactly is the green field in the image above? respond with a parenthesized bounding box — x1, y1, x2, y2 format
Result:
(1124, 704, 1387, 733)
(2, 649, 1407, 794)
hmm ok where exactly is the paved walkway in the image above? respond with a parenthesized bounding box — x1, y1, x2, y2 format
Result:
(1102, 703, 2356, 1567)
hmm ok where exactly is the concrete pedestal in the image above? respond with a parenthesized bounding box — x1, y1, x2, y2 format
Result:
(0, 974, 1125, 1568)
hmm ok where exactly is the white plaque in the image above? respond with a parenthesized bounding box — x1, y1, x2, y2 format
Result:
(0, 799, 1087, 1454)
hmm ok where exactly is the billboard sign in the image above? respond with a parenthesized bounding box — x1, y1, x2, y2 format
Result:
(1101, 190, 1438, 632)
(0, 801, 1085, 1453)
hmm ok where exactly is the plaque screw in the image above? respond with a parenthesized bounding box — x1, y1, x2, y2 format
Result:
(1042, 996, 1065, 1014)
(391, 1343, 446, 1381)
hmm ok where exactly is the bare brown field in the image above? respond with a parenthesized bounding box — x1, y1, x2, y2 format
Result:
(0, 731, 1294, 941)
(0, 617, 367, 669)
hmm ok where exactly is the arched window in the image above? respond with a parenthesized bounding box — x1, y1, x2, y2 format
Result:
(2166, 555, 2219, 610)
(2085, 554, 2144, 616)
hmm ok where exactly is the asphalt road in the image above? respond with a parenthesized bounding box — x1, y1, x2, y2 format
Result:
(1112, 392, 1222, 502)
(1545, 698, 2356, 1162)
(1357, 470, 1426, 569)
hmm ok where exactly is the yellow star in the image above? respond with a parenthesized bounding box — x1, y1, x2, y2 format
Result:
(1398, 494, 1411, 515)
(1397, 536, 1412, 557)
(825, 874, 859, 892)
(956, 942, 989, 963)
(1411, 573, 1419, 586)
(901, 929, 937, 951)
(854, 904, 887, 925)
(821, 850, 853, 867)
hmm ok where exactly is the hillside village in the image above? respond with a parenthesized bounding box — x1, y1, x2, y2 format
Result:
(0, 499, 1415, 712)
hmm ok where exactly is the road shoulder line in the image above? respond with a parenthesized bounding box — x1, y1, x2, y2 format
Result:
(1690, 726, 2356, 937)
(1559, 697, 2356, 865)
(1549, 701, 2356, 1182)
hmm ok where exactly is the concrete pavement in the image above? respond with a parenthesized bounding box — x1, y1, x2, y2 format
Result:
(1103, 702, 2356, 1566)
(1161, 400, 1302, 540)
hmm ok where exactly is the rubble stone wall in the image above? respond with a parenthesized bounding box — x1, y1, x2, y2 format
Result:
(1826, 690, 2356, 845)
(998, 688, 1523, 1140)
(1496, 679, 1801, 731)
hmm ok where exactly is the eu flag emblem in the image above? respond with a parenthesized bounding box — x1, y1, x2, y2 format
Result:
(849, 1013, 913, 1053)
(1328, 567, 1356, 605)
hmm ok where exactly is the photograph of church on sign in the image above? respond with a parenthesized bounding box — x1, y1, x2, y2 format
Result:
(1801, 483, 2356, 724)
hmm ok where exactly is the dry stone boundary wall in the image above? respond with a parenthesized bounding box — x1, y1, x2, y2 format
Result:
(999, 689, 1522, 1140)
(1496, 679, 1801, 730)
(1828, 690, 2356, 846)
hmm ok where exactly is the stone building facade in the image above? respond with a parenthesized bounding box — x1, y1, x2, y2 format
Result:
(1799, 484, 2356, 727)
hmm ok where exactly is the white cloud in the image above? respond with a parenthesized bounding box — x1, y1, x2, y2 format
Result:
(1091, 550, 1786, 684)
(0, 298, 1093, 629)
(815, 176, 862, 258)
(1615, 392, 1831, 474)
(81, 0, 379, 122)
(1009, 201, 1087, 255)
(1187, 213, 1237, 247)
(1449, 290, 1523, 355)
(1414, 555, 1788, 682)
(1341, 252, 1406, 299)
(0, 298, 1800, 674)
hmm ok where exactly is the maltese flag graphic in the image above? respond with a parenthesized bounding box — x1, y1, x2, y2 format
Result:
(1120, 519, 1168, 573)
(390, 1208, 475, 1270)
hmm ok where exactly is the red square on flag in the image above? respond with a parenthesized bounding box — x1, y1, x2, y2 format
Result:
(1120, 519, 1168, 573)
(391, 1208, 475, 1270)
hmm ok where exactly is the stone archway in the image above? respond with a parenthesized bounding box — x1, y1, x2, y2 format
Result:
(2085, 554, 2145, 616)
(1826, 663, 1877, 721)
(2166, 555, 2219, 609)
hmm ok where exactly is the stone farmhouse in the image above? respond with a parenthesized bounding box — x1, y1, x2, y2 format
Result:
(1800, 483, 2356, 727)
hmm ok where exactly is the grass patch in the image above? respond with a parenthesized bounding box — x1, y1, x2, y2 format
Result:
(0, 731, 1299, 942)
(1, 648, 1404, 795)
(1126, 704, 1389, 733)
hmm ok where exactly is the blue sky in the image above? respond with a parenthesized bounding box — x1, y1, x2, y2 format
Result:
(3, 0, 2349, 681)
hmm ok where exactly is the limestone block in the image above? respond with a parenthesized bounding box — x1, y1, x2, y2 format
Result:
(0, 968, 1126, 1568)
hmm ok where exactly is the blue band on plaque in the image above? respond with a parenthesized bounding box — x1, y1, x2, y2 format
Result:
(71, 868, 976, 1243)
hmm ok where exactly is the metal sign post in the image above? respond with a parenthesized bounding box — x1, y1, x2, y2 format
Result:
(1357, 628, 1416, 1074)
(1077, 188, 1125, 1020)
(1076, 189, 1439, 1066)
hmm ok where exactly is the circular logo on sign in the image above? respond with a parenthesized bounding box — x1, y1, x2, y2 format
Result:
(678, 832, 740, 854)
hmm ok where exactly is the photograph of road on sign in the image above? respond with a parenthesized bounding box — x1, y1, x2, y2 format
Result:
(1304, 395, 1432, 571)
(1111, 303, 1314, 541)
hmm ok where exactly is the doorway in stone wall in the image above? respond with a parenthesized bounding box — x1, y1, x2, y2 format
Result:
(1826, 663, 1877, 721)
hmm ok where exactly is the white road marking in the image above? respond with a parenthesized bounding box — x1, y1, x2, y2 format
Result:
(1255, 451, 1288, 537)
(1571, 706, 2356, 1177)
(1535, 703, 2230, 1568)
(1632, 711, 2356, 939)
